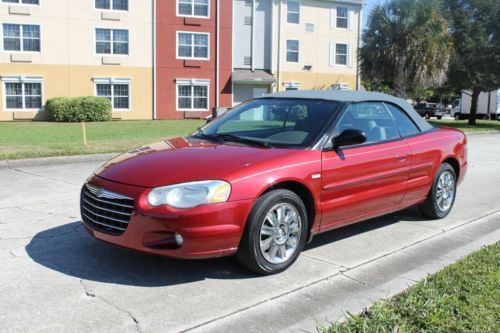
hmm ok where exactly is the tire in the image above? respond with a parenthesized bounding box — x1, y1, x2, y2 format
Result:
(436, 116, 442, 120)
(419, 163, 457, 219)
(454, 114, 460, 121)
(236, 189, 308, 275)
(425, 113, 431, 119)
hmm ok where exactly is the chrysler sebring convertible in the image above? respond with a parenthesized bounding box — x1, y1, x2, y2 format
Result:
(81, 91, 467, 274)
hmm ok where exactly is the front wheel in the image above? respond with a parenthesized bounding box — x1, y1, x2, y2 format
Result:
(425, 113, 431, 119)
(436, 116, 442, 120)
(236, 189, 308, 275)
(419, 163, 457, 219)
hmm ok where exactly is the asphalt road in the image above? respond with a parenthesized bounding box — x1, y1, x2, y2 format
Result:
(1, 134, 499, 333)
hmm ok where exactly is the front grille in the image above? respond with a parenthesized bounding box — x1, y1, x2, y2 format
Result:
(81, 184, 134, 235)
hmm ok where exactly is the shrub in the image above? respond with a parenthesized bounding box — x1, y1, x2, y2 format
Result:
(47, 96, 112, 122)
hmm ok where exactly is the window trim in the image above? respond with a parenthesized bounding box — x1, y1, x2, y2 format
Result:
(1, 23, 41, 53)
(1, 0, 40, 6)
(326, 101, 404, 149)
(176, 0, 210, 19)
(94, 27, 130, 56)
(94, 0, 129, 12)
(176, 31, 210, 61)
(175, 78, 210, 112)
(93, 77, 131, 111)
(285, 39, 299, 63)
(1, 75, 44, 112)
(286, 0, 300, 24)
(335, 6, 349, 29)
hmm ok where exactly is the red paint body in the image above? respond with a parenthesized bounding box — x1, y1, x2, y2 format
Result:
(155, 0, 233, 120)
(84, 128, 467, 259)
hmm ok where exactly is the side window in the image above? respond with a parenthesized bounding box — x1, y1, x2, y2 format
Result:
(385, 103, 420, 137)
(336, 102, 400, 144)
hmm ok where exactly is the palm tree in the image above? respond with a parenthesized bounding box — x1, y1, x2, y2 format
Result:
(361, 0, 452, 98)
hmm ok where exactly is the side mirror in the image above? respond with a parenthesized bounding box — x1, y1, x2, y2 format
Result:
(332, 129, 367, 149)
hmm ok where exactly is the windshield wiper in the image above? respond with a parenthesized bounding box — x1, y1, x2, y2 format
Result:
(211, 134, 270, 148)
(192, 128, 224, 143)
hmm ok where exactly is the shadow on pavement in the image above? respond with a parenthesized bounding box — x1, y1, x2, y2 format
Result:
(26, 222, 252, 287)
(306, 206, 428, 250)
(26, 206, 427, 287)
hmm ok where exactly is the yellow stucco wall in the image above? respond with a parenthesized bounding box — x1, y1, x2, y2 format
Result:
(279, 71, 357, 91)
(272, 0, 362, 91)
(0, 64, 152, 121)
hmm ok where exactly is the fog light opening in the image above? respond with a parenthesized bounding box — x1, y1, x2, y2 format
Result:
(175, 233, 184, 247)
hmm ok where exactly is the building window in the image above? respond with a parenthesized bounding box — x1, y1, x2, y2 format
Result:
(177, 32, 209, 60)
(3, 24, 40, 52)
(335, 43, 348, 65)
(95, 0, 128, 11)
(95, 80, 130, 109)
(177, 0, 209, 18)
(2, 77, 43, 111)
(286, 40, 299, 63)
(176, 80, 209, 111)
(96, 28, 129, 55)
(336, 6, 348, 28)
(287, 0, 300, 24)
(2, 0, 39, 4)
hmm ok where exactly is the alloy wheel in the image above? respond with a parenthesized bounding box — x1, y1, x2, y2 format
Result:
(436, 170, 455, 212)
(259, 203, 302, 264)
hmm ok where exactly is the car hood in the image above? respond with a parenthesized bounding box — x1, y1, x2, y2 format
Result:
(94, 137, 294, 188)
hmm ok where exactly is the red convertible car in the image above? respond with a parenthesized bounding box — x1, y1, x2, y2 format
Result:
(81, 91, 467, 274)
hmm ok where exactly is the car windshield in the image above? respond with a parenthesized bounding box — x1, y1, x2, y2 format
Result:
(197, 98, 341, 148)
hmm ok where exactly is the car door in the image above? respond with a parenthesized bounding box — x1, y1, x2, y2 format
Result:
(320, 102, 412, 232)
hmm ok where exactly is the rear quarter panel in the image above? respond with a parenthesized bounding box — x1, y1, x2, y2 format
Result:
(404, 128, 467, 204)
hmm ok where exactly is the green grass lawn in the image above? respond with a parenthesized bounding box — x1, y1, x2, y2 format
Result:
(429, 119, 500, 132)
(324, 242, 499, 333)
(0, 120, 204, 160)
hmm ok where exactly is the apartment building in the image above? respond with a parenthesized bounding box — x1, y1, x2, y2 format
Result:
(155, 0, 233, 120)
(0, 0, 153, 121)
(232, 0, 362, 106)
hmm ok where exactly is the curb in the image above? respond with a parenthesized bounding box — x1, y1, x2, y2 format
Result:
(0, 153, 117, 170)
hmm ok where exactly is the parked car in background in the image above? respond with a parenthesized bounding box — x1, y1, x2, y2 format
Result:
(80, 91, 468, 275)
(414, 102, 444, 119)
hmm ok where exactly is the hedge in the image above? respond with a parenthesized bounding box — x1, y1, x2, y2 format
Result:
(46, 96, 112, 122)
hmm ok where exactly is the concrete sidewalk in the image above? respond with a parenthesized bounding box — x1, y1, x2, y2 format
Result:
(0, 134, 499, 332)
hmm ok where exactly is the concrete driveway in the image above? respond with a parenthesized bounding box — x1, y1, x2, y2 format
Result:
(1, 134, 499, 333)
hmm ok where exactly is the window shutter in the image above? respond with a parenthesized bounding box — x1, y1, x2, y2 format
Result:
(347, 44, 353, 68)
(330, 6, 337, 29)
(329, 42, 335, 67)
(348, 10, 354, 31)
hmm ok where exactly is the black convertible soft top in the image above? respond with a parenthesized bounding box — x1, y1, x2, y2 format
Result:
(260, 90, 434, 132)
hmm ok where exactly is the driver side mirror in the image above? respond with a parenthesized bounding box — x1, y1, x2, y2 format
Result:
(332, 129, 367, 149)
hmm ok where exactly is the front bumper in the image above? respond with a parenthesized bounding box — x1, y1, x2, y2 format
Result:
(82, 176, 255, 259)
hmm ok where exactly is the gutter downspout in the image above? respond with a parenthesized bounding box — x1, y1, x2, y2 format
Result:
(153, 0, 157, 119)
(251, 0, 256, 72)
(277, 0, 282, 92)
(216, 0, 220, 108)
(356, 5, 362, 91)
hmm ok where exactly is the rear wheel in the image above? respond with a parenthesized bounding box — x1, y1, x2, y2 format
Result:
(419, 163, 457, 219)
(236, 189, 308, 275)
(425, 113, 431, 119)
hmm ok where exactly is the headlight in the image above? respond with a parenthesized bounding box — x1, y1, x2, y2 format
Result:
(147, 180, 231, 208)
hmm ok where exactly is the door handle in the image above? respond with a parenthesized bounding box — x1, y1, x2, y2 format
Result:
(396, 154, 409, 161)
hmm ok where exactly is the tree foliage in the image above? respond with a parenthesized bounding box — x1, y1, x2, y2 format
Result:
(360, 0, 452, 97)
(443, 0, 500, 124)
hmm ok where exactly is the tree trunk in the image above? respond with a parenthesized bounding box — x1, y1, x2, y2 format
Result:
(468, 88, 481, 126)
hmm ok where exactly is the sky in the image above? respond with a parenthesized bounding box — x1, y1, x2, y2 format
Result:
(362, 0, 381, 30)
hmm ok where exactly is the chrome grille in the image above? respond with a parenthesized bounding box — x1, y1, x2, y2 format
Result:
(81, 184, 134, 235)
